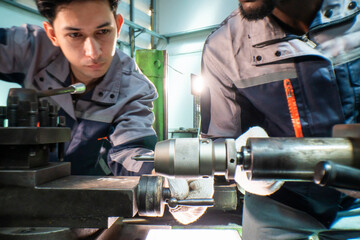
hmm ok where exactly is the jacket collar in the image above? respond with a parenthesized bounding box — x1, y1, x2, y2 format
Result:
(46, 50, 123, 105)
(46, 51, 70, 84)
(250, 16, 287, 47)
(250, 0, 360, 47)
(317, 0, 360, 26)
(91, 51, 122, 105)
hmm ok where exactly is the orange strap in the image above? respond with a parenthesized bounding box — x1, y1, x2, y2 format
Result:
(283, 79, 303, 138)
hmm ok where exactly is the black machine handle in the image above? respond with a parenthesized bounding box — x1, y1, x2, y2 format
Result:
(314, 161, 360, 191)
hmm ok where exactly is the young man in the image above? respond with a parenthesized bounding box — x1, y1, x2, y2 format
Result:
(201, 0, 360, 239)
(0, 0, 158, 176)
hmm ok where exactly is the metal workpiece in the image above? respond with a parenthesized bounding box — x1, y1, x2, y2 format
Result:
(153, 138, 237, 180)
(241, 137, 359, 181)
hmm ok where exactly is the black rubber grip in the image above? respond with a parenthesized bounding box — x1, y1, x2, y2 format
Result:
(314, 161, 360, 191)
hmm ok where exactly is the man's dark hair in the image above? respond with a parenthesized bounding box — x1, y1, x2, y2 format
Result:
(35, 0, 120, 24)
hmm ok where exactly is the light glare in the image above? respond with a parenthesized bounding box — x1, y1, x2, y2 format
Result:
(146, 229, 241, 240)
(191, 74, 204, 96)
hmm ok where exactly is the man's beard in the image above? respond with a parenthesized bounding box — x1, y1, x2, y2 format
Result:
(239, 1, 275, 21)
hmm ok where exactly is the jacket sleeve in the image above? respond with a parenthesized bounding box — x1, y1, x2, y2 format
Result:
(0, 24, 56, 84)
(200, 40, 243, 139)
(107, 68, 158, 176)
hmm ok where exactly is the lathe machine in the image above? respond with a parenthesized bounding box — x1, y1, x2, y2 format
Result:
(135, 125, 360, 195)
(0, 85, 223, 239)
(1, 84, 360, 239)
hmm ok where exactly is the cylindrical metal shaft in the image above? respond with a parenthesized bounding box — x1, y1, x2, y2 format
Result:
(241, 137, 360, 180)
(135, 137, 360, 183)
(167, 198, 215, 208)
(132, 155, 155, 162)
(153, 138, 237, 180)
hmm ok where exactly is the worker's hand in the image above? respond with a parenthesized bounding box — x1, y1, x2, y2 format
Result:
(235, 127, 284, 196)
(167, 177, 214, 225)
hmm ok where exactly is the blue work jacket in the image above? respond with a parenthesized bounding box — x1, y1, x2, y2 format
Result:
(201, 0, 360, 227)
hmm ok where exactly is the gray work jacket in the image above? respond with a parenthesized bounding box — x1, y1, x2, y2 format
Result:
(201, 0, 360, 232)
(0, 24, 158, 176)
(202, 0, 360, 139)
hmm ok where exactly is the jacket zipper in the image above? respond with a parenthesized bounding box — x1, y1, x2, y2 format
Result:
(302, 9, 360, 48)
(301, 35, 317, 48)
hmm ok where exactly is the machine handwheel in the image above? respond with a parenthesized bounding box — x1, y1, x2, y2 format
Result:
(136, 175, 165, 217)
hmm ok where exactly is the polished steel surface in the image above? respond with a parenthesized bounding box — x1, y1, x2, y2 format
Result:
(0, 162, 71, 187)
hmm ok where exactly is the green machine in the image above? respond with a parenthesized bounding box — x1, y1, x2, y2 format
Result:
(135, 50, 168, 141)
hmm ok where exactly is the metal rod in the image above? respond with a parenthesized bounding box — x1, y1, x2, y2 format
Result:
(163, 25, 219, 38)
(167, 197, 215, 208)
(150, 0, 155, 48)
(132, 155, 155, 162)
(129, 0, 135, 58)
(37, 83, 85, 98)
(123, 19, 167, 41)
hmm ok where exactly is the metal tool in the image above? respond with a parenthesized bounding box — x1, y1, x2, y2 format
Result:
(134, 138, 237, 180)
(136, 175, 214, 217)
(134, 137, 359, 181)
(133, 125, 360, 188)
(36, 83, 86, 98)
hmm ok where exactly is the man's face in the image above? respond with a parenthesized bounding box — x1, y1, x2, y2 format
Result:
(44, 0, 122, 84)
(239, 0, 276, 20)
